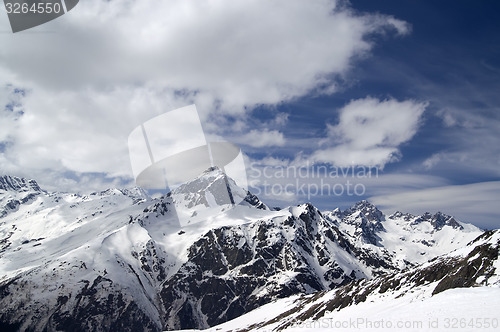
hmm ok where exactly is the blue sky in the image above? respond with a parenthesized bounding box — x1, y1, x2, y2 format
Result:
(0, 0, 499, 228)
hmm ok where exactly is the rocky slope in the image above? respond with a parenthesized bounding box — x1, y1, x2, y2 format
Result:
(202, 229, 500, 332)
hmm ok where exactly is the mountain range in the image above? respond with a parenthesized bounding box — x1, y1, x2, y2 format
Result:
(0, 168, 497, 332)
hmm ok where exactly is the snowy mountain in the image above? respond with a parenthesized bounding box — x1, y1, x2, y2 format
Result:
(0, 170, 488, 331)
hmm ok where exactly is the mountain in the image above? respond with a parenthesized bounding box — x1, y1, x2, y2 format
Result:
(167, 166, 268, 226)
(201, 229, 500, 331)
(0, 175, 43, 219)
(0, 171, 487, 331)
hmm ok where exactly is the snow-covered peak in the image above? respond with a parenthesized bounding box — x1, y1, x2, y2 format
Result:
(388, 210, 414, 220)
(167, 166, 268, 226)
(417, 211, 463, 230)
(176, 166, 267, 209)
(338, 201, 385, 246)
(322, 201, 484, 266)
(0, 175, 42, 193)
(170, 166, 244, 207)
(343, 200, 384, 222)
(389, 210, 467, 230)
(89, 187, 150, 205)
(0, 175, 44, 219)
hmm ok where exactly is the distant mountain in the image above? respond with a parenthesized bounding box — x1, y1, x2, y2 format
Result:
(0, 175, 43, 219)
(0, 171, 487, 331)
(0, 175, 42, 192)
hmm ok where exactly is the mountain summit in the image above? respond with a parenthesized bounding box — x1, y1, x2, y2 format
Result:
(0, 175, 42, 193)
(0, 171, 487, 331)
(168, 166, 268, 226)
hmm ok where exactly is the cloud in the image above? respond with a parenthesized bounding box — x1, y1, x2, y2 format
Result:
(0, 86, 23, 143)
(0, 85, 191, 176)
(311, 97, 427, 167)
(236, 129, 286, 148)
(270, 113, 289, 127)
(370, 181, 500, 230)
(0, 0, 409, 110)
(0, 0, 409, 190)
(420, 104, 500, 179)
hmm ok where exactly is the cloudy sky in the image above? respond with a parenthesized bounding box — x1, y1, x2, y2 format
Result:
(1, 0, 499, 229)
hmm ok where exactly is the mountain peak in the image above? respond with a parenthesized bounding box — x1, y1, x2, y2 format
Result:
(203, 166, 224, 174)
(344, 200, 384, 223)
(171, 166, 240, 206)
(388, 211, 415, 221)
(350, 199, 377, 210)
(416, 211, 463, 230)
(172, 166, 268, 209)
(168, 166, 268, 226)
(0, 175, 42, 193)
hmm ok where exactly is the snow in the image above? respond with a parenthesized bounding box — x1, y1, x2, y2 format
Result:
(324, 287, 500, 332)
(189, 286, 500, 332)
(290, 204, 309, 216)
(0, 188, 148, 282)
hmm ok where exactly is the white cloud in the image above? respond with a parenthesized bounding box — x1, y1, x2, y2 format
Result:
(0, 0, 410, 190)
(237, 129, 286, 148)
(422, 106, 500, 177)
(412, 64, 500, 178)
(437, 108, 459, 127)
(270, 113, 289, 127)
(312, 97, 427, 167)
(1, 85, 191, 176)
(0, 0, 409, 109)
(0, 85, 24, 142)
(370, 181, 500, 230)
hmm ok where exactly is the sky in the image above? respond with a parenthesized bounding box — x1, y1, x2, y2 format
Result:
(0, 0, 499, 229)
